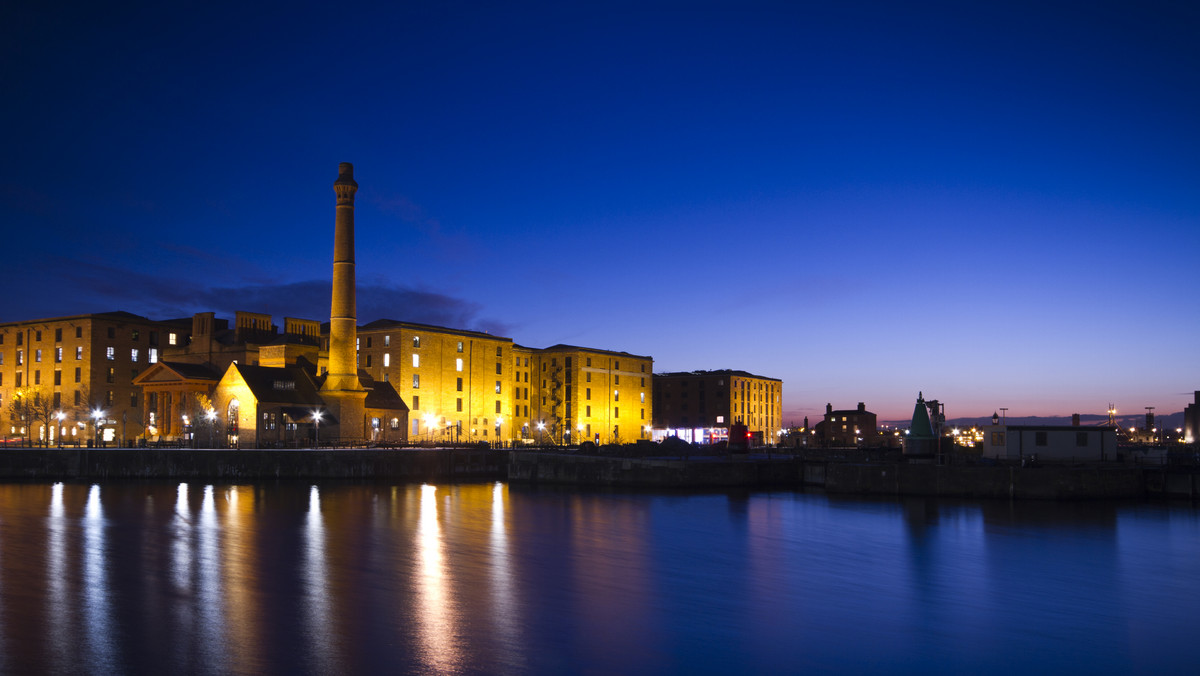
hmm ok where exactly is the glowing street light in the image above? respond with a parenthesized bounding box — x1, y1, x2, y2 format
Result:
(536, 421, 546, 445)
(311, 409, 324, 448)
(91, 409, 104, 446)
(423, 413, 438, 443)
(206, 409, 217, 448)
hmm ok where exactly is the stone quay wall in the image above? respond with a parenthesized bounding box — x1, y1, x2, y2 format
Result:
(509, 452, 1200, 500)
(0, 447, 505, 482)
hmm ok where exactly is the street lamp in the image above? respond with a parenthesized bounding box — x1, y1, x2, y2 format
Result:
(495, 415, 503, 447)
(55, 411, 65, 447)
(91, 409, 104, 447)
(536, 421, 546, 445)
(206, 409, 217, 448)
(312, 409, 323, 448)
(423, 413, 437, 444)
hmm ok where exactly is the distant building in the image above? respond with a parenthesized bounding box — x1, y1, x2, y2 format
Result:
(815, 402, 877, 447)
(1184, 391, 1200, 445)
(981, 423, 1118, 461)
(652, 370, 782, 445)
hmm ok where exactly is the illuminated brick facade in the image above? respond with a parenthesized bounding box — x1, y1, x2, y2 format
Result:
(356, 320, 513, 443)
(354, 325, 653, 445)
(653, 370, 783, 445)
(524, 345, 653, 445)
(0, 312, 190, 444)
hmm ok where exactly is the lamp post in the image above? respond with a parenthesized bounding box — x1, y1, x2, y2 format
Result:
(423, 414, 437, 445)
(312, 409, 323, 448)
(536, 421, 546, 446)
(206, 409, 216, 448)
(495, 415, 503, 448)
(92, 409, 104, 447)
(55, 411, 65, 448)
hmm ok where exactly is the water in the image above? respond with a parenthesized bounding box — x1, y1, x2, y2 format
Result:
(0, 481, 1197, 675)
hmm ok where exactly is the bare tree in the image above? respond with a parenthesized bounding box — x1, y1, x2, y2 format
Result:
(5, 389, 59, 446)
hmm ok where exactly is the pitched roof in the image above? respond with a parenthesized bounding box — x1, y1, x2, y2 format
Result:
(364, 379, 409, 412)
(131, 361, 221, 385)
(229, 363, 324, 407)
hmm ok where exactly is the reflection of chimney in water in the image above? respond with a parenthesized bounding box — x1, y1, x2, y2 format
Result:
(324, 162, 361, 392)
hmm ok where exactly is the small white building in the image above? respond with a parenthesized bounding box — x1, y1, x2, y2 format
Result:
(982, 424, 1118, 462)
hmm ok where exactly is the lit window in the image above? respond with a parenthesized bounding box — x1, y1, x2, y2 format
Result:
(495, 381, 501, 394)
(383, 353, 390, 367)
(456, 358, 463, 372)
(149, 348, 158, 364)
(55, 347, 62, 362)
(76, 346, 82, 360)
(457, 341, 464, 353)
(614, 391, 619, 401)
(640, 393, 645, 403)
(106, 347, 115, 360)
(412, 374, 420, 388)
(385, 335, 391, 347)
(131, 349, 139, 362)
(35, 349, 42, 362)
(412, 336, 420, 348)
(413, 354, 420, 368)
(169, 333, 177, 346)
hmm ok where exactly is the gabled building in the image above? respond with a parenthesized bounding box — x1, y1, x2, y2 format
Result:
(132, 361, 222, 439)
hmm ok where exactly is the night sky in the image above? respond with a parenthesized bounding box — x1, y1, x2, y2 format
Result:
(3, 1, 1197, 421)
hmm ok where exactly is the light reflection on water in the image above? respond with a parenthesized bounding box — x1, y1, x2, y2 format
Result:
(0, 482, 1198, 674)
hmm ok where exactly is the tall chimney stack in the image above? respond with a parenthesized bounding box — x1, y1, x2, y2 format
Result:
(324, 162, 360, 392)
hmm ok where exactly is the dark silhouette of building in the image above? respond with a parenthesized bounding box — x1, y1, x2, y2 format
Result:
(815, 401, 877, 447)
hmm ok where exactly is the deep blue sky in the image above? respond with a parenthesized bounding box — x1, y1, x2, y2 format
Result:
(3, 1, 1198, 421)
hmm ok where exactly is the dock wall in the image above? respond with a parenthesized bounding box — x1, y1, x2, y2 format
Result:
(509, 453, 1200, 500)
(0, 447, 505, 481)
